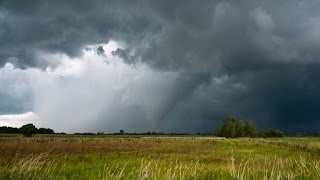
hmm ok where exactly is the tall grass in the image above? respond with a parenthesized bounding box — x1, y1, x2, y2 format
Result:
(1, 152, 320, 179)
(0, 154, 204, 179)
(0, 153, 57, 179)
(228, 150, 320, 179)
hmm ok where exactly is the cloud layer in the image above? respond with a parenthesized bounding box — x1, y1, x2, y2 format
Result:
(1, 0, 320, 133)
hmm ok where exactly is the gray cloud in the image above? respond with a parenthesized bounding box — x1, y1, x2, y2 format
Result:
(96, 46, 105, 55)
(1, 0, 320, 133)
(0, 64, 34, 114)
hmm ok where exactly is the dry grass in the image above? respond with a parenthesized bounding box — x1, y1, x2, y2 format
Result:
(0, 136, 214, 156)
(0, 153, 57, 179)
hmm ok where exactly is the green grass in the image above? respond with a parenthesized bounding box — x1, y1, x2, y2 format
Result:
(1, 136, 320, 179)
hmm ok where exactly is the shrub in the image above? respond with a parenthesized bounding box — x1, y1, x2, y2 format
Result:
(254, 129, 285, 138)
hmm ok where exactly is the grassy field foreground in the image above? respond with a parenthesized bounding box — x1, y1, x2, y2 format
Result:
(1, 135, 320, 179)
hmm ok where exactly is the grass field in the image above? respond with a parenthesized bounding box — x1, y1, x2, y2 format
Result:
(1, 135, 320, 179)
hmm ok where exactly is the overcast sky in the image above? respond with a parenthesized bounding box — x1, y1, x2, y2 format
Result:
(1, 0, 320, 133)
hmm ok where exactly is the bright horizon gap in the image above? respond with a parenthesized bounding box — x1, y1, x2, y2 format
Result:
(0, 112, 39, 128)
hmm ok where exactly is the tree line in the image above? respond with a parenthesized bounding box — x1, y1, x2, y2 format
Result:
(0, 124, 54, 137)
(213, 115, 285, 138)
(1, 116, 286, 138)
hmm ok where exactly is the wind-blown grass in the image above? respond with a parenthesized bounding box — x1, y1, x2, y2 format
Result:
(1, 136, 320, 179)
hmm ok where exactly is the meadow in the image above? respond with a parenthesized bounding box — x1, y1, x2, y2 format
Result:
(1, 135, 320, 179)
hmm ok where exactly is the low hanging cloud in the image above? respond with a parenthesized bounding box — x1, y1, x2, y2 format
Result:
(0, 42, 202, 133)
(1, 0, 320, 133)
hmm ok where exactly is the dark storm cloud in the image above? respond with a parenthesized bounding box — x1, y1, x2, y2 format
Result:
(1, 0, 320, 132)
(0, 0, 158, 68)
(165, 65, 320, 133)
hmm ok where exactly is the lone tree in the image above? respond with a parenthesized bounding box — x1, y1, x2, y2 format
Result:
(214, 116, 256, 138)
(119, 129, 125, 134)
(20, 123, 37, 137)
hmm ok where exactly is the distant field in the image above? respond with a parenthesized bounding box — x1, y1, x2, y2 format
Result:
(1, 135, 320, 179)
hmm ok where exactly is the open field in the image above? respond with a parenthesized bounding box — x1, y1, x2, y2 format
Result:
(1, 135, 320, 179)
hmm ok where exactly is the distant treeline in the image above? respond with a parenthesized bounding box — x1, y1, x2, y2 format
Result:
(1, 119, 318, 138)
(74, 131, 207, 136)
(0, 125, 54, 135)
(0, 125, 209, 136)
